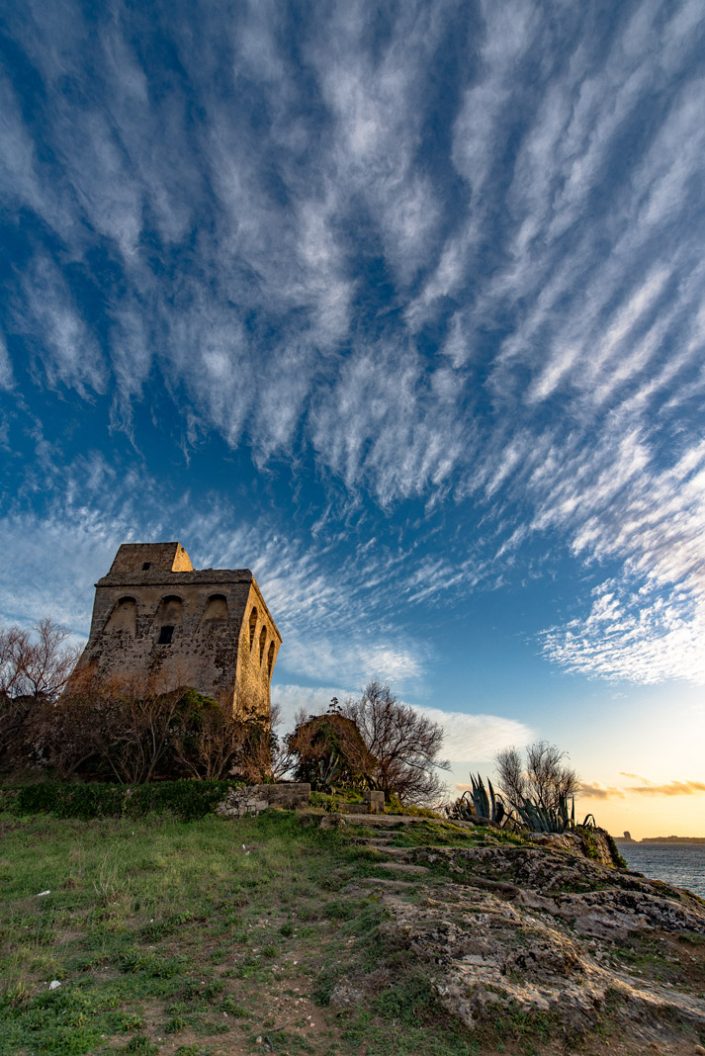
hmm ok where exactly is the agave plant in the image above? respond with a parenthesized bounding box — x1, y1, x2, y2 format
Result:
(516, 793, 575, 834)
(448, 773, 507, 827)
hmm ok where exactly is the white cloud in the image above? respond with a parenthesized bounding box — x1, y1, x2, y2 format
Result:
(16, 256, 106, 396)
(272, 683, 534, 763)
(0, 335, 13, 390)
(271, 684, 348, 733)
(542, 580, 705, 685)
(309, 340, 467, 504)
(279, 634, 425, 688)
(416, 705, 533, 763)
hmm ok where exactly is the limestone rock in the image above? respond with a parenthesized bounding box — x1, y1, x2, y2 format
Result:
(349, 841, 705, 1052)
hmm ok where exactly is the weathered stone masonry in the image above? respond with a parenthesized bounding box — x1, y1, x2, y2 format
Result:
(75, 541, 281, 718)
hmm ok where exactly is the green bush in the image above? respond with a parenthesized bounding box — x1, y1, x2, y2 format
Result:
(7, 780, 242, 820)
(125, 780, 238, 820)
(17, 782, 125, 819)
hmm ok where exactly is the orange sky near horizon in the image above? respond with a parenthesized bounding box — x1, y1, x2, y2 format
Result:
(578, 785, 705, 842)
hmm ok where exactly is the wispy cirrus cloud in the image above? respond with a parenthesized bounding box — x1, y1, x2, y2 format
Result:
(0, 335, 13, 390)
(628, 781, 705, 797)
(2, 0, 705, 691)
(581, 779, 705, 799)
(579, 783, 626, 801)
(14, 255, 106, 397)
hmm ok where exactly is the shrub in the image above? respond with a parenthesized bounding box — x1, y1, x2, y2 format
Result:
(16, 782, 125, 819)
(287, 713, 376, 792)
(9, 780, 242, 820)
(2, 673, 274, 785)
(125, 780, 238, 820)
(445, 775, 508, 826)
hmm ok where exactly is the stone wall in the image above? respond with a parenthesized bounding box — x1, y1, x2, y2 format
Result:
(216, 783, 312, 818)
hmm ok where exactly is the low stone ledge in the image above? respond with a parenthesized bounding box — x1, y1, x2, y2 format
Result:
(216, 782, 311, 818)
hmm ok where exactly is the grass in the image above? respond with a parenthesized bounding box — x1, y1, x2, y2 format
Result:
(388, 818, 526, 849)
(0, 810, 482, 1056)
(6, 809, 692, 1056)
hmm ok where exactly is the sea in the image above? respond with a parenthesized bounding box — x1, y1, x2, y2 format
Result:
(618, 842, 705, 899)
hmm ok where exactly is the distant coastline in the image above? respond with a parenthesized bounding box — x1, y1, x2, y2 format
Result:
(615, 836, 705, 844)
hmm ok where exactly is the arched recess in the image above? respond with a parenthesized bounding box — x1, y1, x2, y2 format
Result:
(157, 595, 183, 645)
(203, 594, 228, 621)
(105, 596, 137, 636)
(259, 625, 267, 665)
(267, 640, 275, 677)
(249, 607, 258, 649)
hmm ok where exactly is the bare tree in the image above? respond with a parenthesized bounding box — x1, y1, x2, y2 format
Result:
(0, 619, 79, 701)
(104, 685, 186, 784)
(341, 682, 449, 804)
(0, 626, 27, 698)
(0, 620, 80, 774)
(496, 741, 579, 815)
(267, 704, 295, 781)
(494, 747, 526, 813)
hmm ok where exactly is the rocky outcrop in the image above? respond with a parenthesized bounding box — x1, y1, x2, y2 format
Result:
(531, 827, 623, 868)
(339, 828, 705, 1053)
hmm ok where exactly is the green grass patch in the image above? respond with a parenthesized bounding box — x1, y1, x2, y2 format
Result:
(389, 819, 525, 849)
(1, 810, 484, 1056)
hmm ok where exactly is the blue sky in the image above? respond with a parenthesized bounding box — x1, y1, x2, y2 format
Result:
(2, 0, 705, 834)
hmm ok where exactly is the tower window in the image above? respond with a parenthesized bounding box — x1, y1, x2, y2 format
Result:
(158, 625, 174, 645)
(259, 626, 267, 664)
(203, 594, 228, 621)
(142, 562, 151, 570)
(105, 596, 137, 636)
(249, 607, 258, 649)
(267, 640, 275, 677)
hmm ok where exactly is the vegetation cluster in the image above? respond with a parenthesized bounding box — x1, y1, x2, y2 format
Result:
(1, 672, 273, 786)
(286, 683, 448, 804)
(447, 742, 596, 835)
(0, 779, 240, 821)
(0, 620, 274, 785)
(1, 623, 449, 810)
(1, 619, 602, 840)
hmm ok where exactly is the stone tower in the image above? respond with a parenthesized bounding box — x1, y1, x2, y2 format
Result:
(75, 542, 281, 718)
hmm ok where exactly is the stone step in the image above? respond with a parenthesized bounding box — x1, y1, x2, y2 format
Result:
(375, 861, 430, 875)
